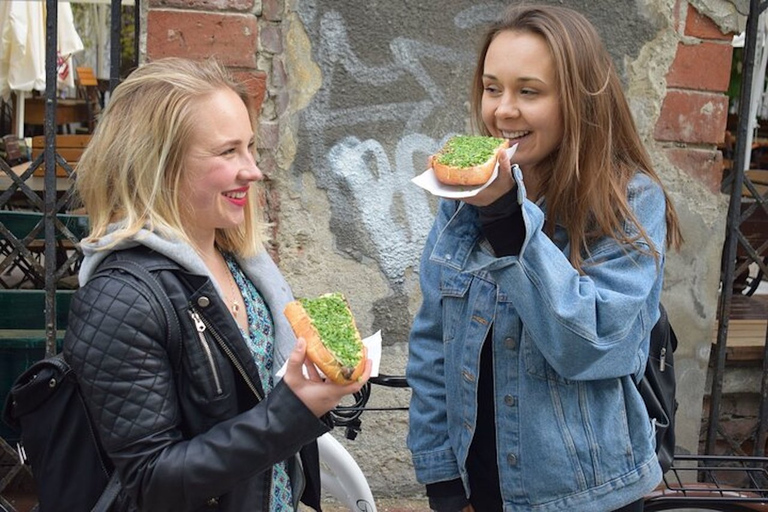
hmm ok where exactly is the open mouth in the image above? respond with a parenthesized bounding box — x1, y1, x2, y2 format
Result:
(223, 190, 247, 200)
(501, 130, 530, 142)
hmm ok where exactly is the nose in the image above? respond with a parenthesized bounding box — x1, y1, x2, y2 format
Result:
(495, 92, 521, 120)
(241, 152, 264, 182)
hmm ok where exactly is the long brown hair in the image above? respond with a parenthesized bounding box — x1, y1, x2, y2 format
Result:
(470, 4, 681, 271)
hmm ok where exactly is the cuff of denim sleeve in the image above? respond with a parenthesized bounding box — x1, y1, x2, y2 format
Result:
(426, 479, 469, 512)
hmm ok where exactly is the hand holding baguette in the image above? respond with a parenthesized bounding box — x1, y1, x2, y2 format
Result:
(283, 293, 368, 385)
(282, 336, 370, 418)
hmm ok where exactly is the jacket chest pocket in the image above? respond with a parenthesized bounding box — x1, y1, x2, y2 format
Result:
(184, 310, 233, 407)
(440, 269, 472, 342)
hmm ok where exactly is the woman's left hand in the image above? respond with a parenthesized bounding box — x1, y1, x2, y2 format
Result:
(461, 148, 515, 207)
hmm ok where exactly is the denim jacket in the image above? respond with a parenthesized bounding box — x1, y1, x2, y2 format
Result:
(406, 170, 665, 511)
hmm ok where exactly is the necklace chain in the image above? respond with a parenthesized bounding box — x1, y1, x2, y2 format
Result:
(227, 270, 240, 318)
(222, 254, 240, 318)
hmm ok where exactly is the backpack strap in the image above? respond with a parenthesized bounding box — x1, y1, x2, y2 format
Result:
(90, 472, 121, 512)
(83, 258, 183, 510)
(93, 258, 183, 373)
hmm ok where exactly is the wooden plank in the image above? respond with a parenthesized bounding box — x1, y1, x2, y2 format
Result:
(30, 134, 91, 177)
(76, 67, 98, 87)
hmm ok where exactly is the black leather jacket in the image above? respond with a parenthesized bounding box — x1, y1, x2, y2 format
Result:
(63, 247, 329, 511)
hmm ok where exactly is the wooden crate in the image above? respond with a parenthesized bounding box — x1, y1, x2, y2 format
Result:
(31, 134, 91, 177)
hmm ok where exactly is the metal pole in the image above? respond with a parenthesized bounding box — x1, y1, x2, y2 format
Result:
(134, 0, 140, 69)
(110, 0, 123, 93)
(43, 0, 59, 357)
(706, 0, 758, 454)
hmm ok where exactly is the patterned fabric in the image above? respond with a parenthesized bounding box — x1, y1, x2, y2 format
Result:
(225, 254, 294, 511)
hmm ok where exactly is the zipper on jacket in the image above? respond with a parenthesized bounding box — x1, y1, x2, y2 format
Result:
(189, 307, 263, 401)
(188, 310, 224, 395)
(659, 346, 667, 372)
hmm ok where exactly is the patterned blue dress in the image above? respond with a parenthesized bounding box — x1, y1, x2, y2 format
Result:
(225, 254, 294, 511)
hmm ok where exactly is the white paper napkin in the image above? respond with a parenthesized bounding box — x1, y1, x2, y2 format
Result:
(411, 144, 518, 199)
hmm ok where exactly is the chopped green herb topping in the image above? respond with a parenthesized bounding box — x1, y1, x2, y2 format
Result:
(436, 135, 505, 168)
(300, 292, 361, 367)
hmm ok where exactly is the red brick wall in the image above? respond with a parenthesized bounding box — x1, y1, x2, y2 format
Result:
(656, 2, 734, 193)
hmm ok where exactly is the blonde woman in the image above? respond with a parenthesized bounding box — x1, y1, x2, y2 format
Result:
(407, 5, 682, 511)
(64, 57, 370, 511)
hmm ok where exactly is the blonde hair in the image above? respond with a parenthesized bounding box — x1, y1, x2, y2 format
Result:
(470, 5, 682, 271)
(77, 57, 265, 256)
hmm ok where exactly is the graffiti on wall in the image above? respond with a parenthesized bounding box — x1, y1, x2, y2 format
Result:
(296, 2, 505, 286)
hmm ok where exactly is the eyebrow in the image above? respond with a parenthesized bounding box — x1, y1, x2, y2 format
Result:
(214, 136, 255, 148)
(483, 73, 547, 85)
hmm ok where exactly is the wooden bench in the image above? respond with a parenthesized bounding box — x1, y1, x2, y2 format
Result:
(30, 134, 91, 177)
(0, 289, 73, 443)
(714, 294, 768, 362)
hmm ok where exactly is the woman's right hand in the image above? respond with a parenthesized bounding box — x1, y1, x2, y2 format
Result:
(282, 336, 372, 418)
(462, 148, 515, 207)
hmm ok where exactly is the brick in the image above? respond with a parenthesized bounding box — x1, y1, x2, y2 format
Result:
(148, 0, 254, 11)
(262, 0, 283, 21)
(685, 3, 733, 41)
(272, 58, 286, 89)
(666, 41, 733, 93)
(260, 24, 282, 54)
(654, 90, 729, 144)
(665, 147, 724, 193)
(232, 70, 267, 115)
(147, 11, 258, 68)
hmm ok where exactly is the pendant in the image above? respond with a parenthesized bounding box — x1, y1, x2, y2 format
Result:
(232, 301, 240, 316)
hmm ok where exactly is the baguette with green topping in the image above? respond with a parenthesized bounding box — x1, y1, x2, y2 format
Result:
(284, 292, 366, 384)
(430, 135, 509, 186)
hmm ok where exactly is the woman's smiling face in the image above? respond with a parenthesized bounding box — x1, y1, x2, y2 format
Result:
(179, 88, 262, 248)
(481, 30, 564, 175)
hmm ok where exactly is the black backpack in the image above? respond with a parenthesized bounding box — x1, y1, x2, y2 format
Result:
(638, 303, 678, 473)
(2, 258, 180, 512)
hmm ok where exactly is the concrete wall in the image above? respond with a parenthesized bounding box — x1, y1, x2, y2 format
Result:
(144, 0, 743, 499)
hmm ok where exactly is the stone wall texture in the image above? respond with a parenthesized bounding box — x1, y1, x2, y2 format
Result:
(144, 0, 742, 500)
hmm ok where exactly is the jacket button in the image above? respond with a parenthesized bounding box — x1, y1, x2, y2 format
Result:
(507, 453, 518, 466)
(504, 337, 516, 349)
(206, 497, 219, 507)
(197, 296, 211, 308)
(504, 394, 516, 406)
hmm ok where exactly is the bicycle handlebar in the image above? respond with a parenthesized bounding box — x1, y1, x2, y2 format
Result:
(369, 373, 409, 388)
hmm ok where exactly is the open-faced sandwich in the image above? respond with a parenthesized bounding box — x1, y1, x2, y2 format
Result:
(283, 292, 366, 384)
(429, 135, 509, 186)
